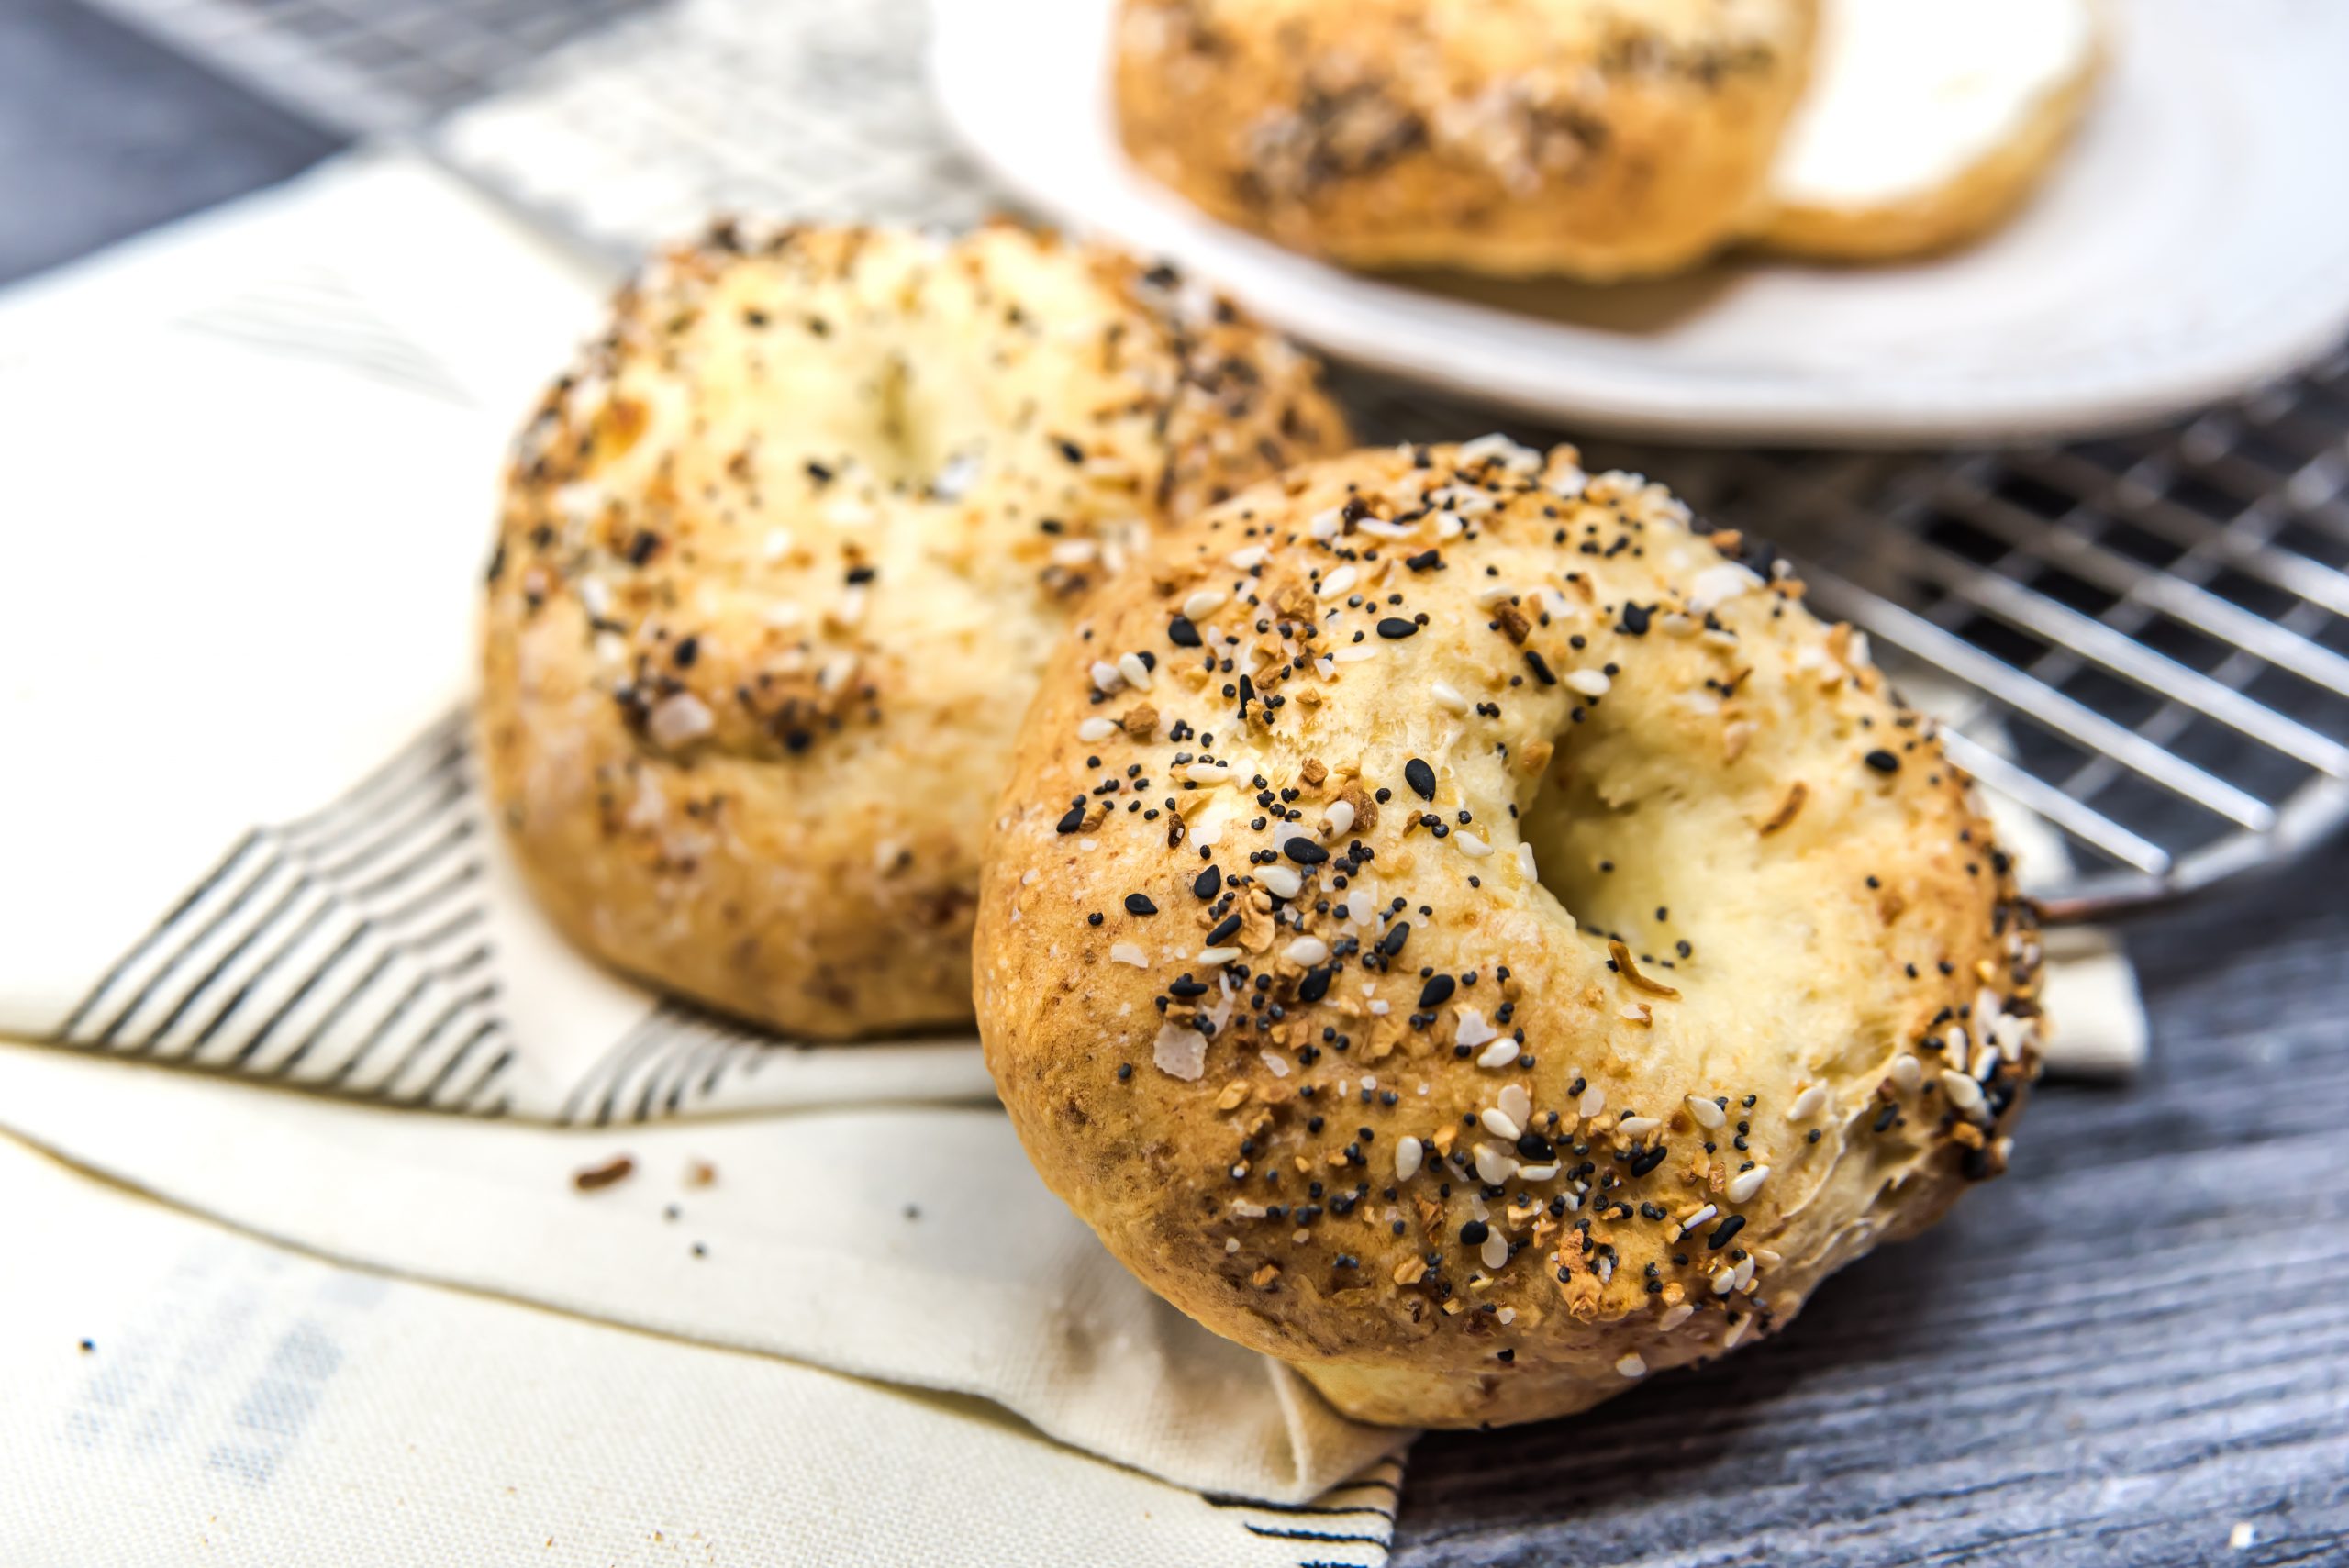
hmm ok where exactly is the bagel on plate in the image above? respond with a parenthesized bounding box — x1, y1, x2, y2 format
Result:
(1761, 0, 2101, 261)
(481, 221, 1349, 1039)
(1115, 0, 1820, 281)
(975, 438, 2042, 1426)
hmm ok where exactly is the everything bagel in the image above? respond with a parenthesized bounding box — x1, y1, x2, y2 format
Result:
(481, 222, 1348, 1039)
(974, 439, 2041, 1426)
(1115, 0, 1820, 280)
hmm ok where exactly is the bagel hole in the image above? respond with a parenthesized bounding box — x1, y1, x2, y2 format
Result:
(1517, 752, 1712, 980)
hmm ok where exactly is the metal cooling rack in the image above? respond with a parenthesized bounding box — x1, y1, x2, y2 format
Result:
(82, 0, 2349, 921)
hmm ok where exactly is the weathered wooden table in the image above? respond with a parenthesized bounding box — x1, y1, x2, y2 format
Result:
(6, 6, 2343, 1562)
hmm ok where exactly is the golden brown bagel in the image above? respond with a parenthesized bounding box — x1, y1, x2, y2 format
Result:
(1114, 0, 1820, 281)
(480, 221, 1348, 1039)
(975, 439, 2042, 1426)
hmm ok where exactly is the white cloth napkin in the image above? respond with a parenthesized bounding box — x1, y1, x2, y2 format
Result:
(0, 1131, 1404, 1566)
(0, 150, 1403, 1550)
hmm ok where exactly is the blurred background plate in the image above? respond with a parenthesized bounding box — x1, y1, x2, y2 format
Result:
(933, 0, 2349, 446)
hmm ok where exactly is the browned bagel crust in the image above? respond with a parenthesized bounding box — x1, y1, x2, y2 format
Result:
(480, 221, 1349, 1039)
(1115, 0, 1820, 280)
(975, 439, 2041, 1425)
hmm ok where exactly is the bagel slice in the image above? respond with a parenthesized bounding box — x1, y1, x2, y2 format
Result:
(975, 439, 2042, 1427)
(480, 222, 1348, 1039)
(1761, 0, 2100, 261)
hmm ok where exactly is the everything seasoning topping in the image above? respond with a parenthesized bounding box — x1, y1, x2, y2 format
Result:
(997, 438, 2041, 1373)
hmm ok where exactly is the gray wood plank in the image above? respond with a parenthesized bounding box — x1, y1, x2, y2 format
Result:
(0, 0, 340, 286)
(1393, 837, 2349, 1566)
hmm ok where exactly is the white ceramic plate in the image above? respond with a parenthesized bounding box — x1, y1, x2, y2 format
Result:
(932, 0, 2349, 444)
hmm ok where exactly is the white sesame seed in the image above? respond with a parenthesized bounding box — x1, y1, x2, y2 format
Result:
(1686, 1095, 1727, 1129)
(1787, 1084, 1828, 1121)
(1182, 588, 1228, 620)
(1197, 944, 1243, 965)
(1326, 800, 1356, 838)
(1474, 1144, 1520, 1185)
(1499, 1084, 1531, 1127)
(1618, 1116, 1663, 1138)
(1109, 942, 1148, 968)
(1431, 680, 1470, 714)
(1973, 1042, 2000, 1081)
(1579, 1085, 1607, 1118)
(1726, 1166, 1770, 1204)
(1680, 1204, 1719, 1231)
(1258, 865, 1302, 900)
(1723, 1315, 1752, 1347)
(1078, 717, 1119, 742)
(1517, 1162, 1560, 1181)
(1456, 830, 1493, 858)
(1260, 1051, 1289, 1078)
(1890, 1052, 1924, 1092)
(1228, 545, 1268, 570)
(1940, 1069, 1987, 1114)
(1474, 584, 1517, 608)
(1687, 562, 1762, 613)
(1481, 1106, 1522, 1141)
(1331, 644, 1378, 663)
(1481, 1231, 1509, 1271)
(1117, 652, 1154, 691)
(1395, 1136, 1424, 1182)
(1515, 842, 1539, 884)
(1565, 669, 1611, 697)
(1357, 517, 1411, 539)
(1306, 507, 1344, 539)
(1476, 1039, 1520, 1070)
(1615, 1352, 1646, 1378)
(1317, 564, 1358, 598)
(1659, 1303, 1695, 1330)
(1284, 936, 1330, 965)
(1458, 433, 1541, 471)
(1089, 660, 1125, 694)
